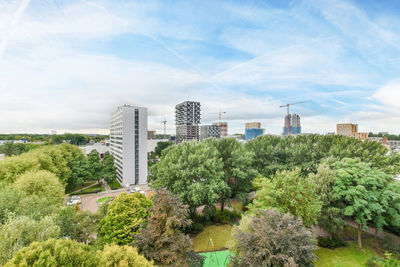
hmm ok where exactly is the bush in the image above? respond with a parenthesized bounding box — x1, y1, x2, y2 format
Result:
(213, 210, 231, 224)
(382, 236, 400, 255)
(367, 253, 400, 267)
(184, 223, 204, 235)
(317, 236, 346, 249)
(367, 256, 383, 267)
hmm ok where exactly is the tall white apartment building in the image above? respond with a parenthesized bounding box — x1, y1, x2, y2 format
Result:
(110, 105, 148, 186)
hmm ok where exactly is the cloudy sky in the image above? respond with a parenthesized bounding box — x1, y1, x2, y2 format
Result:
(1, 0, 400, 135)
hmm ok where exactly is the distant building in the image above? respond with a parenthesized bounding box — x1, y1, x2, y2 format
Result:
(245, 122, 261, 129)
(369, 136, 400, 150)
(110, 105, 148, 186)
(147, 130, 156, 140)
(147, 139, 170, 153)
(283, 113, 301, 136)
(201, 125, 220, 140)
(336, 123, 368, 141)
(213, 122, 228, 137)
(245, 122, 264, 140)
(245, 128, 264, 140)
(0, 154, 5, 161)
(80, 143, 110, 159)
(175, 101, 201, 143)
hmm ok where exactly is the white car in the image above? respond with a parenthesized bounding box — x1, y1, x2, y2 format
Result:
(67, 195, 81, 206)
(129, 187, 141, 194)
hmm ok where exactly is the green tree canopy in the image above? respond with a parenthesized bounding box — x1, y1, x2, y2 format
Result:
(87, 150, 102, 181)
(333, 158, 399, 249)
(136, 188, 202, 266)
(205, 138, 256, 211)
(13, 170, 64, 205)
(99, 192, 152, 245)
(0, 215, 60, 265)
(98, 244, 154, 267)
(151, 142, 229, 218)
(230, 209, 316, 267)
(249, 169, 322, 227)
(102, 152, 116, 184)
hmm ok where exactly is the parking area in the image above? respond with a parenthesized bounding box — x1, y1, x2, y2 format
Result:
(70, 185, 150, 213)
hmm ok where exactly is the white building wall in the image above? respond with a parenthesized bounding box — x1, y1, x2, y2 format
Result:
(110, 105, 148, 186)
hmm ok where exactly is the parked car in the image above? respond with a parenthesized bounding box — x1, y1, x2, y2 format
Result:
(67, 195, 81, 206)
(129, 186, 141, 194)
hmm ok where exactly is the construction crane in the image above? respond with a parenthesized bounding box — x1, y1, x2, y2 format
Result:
(209, 111, 227, 122)
(161, 119, 167, 139)
(279, 101, 305, 136)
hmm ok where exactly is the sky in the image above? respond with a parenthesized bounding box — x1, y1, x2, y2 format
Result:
(1, 0, 400, 135)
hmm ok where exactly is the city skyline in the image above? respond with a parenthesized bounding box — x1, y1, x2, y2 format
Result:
(1, 0, 400, 135)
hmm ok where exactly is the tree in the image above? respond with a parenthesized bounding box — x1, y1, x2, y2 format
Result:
(249, 169, 322, 227)
(67, 153, 91, 191)
(309, 160, 346, 237)
(333, 158, 397, 249)
(102, 152, 116, 184)
(136, 189, 203, 266)
(99, 192, 152, 245)
(205, 138, 256, 211)
(98, 244, 154, 267)
(4, 239, 97, 267)
(151, 142, 229, 218)
(87, 150, 102, 181)
(0, 215, 60, 265)
(148, 141, 173, 167)
(13, 170, 64, 205)
(229, 209, 316, 267)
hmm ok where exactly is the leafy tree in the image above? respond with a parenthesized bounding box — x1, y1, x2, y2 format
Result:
(102, 152, 116, 184)
(0, 215, 60, 265)
(98, 244, 155, 267)
(229, 209, 316, 266)
(205, 138, 256, 211)
(249, 169, 322, 227)
(136, 189, 203, 266)
(309, 160, 346, 237)
(4, 239, 97, 267)
(0, 142, 26, 156)
(148, 141, 173, 167)
(13, 170, 64, 205)
(0, 186, 60, 223)
(333, 158, 397, 249)
(87, 150, 102, 181)
(67, 153, 91, 191)
(151, 142, 229, 218)
(99, 192, 152, 245)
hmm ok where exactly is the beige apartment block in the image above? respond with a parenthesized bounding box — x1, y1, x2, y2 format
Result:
(336, 123, 368, 141)
(245, 122, 261, 129)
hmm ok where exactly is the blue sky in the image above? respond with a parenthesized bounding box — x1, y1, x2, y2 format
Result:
(1, 0, 400, 135)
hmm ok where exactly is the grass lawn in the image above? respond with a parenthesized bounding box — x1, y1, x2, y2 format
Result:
(66, 180, 97, 193)
(192, 224, 233, 252)
(74, 184, 105, 195)
(109, 179, 122, 190)
(315, 240, 379, 267)
(97, 196, 113, 203)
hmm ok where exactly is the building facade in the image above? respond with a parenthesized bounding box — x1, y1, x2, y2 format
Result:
(213, 122, 228, 137)
(110, 105, 148, 186)
(336, 123, 368, 141)
(201, 125, 221, 140)
(245, 128, 264, 140)
(245, 122, 261, 129)
(283, 113, 301, 136)
(175, 101, 201, 143)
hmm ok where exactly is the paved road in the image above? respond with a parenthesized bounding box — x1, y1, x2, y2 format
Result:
(79, 185, 150, 213)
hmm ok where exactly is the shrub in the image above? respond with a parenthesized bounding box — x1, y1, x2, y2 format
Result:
(317, 236, 347, 249)
(184, 223, 204, 234)
(382, 236, 400, 255)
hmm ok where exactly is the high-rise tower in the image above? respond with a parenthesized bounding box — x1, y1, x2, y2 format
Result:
(175, 101, 201, 143)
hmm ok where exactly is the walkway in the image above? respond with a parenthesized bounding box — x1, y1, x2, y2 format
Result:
(346, 219, 400, 243)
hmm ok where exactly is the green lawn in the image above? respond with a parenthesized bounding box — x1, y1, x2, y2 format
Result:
(315, 241, 378, 267)
(97, 196, 113, 203)
(66, 180, 97, 193)
(74, 184, 105, 195)
(192, 224, 233, 252)
(109, 179, 122, 190)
